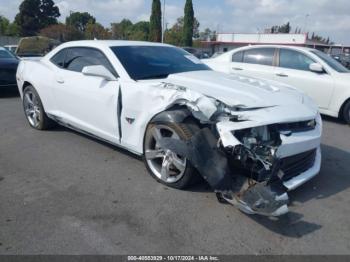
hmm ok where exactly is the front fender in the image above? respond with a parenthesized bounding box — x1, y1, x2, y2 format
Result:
(150, 108, 192, 124)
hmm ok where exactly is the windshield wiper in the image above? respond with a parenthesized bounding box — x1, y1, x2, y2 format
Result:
(137, 74, 169, 80)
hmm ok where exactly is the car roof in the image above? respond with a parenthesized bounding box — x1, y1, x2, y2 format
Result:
(234, 45, 315, 52)
(59, 40, 173, 49)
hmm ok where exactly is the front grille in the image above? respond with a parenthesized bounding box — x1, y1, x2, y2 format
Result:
(280, 149, 317, 181)
(276, 120, 316, 133)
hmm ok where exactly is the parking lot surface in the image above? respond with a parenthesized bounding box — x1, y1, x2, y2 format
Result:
(0, 92, 350, 255)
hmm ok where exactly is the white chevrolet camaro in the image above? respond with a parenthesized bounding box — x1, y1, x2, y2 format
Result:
(203, 45, 350, 124)
(16, 41, 322, 217)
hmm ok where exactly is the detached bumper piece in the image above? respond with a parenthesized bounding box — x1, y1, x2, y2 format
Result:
(159, 128, 291, 217)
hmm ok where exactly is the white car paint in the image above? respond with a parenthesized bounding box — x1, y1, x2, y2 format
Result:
(17, 40, 322, 216)
(203, 45, 350, 118)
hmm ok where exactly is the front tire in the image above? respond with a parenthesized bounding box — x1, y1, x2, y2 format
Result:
(342, 100, 350, 125)
(143, 120, 200, 189)
(23, 85, 55, 130)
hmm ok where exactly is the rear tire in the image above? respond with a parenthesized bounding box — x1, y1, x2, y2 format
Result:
(23, 85, 55, 130)
(143, 120, 200, 189)
(342, 100, 350, 125)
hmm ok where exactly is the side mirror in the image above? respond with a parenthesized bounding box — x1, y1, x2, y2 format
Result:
(309, 63, 324, 73)
(82, 65, 117, 81)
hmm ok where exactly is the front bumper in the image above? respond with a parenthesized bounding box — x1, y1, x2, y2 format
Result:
(283, 147, 321, 191)
(216, 115, 322, 217)
(222, 147, 321, 217)
(159, 115, 322, 217)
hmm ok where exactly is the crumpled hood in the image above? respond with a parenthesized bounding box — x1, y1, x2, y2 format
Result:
(166, 71, 304, 107)
(166, 70, 305, 109)
(161, 70, 319, 125)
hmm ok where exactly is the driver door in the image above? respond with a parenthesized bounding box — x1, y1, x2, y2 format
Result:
(52, 47, 120, 143)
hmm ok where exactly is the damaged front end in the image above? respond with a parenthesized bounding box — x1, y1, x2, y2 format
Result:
(158, 127, 289, 217)
(152, 83, 321, 217)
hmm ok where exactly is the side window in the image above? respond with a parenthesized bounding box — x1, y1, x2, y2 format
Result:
(279, 49, 315, 71)
(50, 49, 66, 68)
(64, 47, 117, 76)
(232, 51, 243, 62)
(243, 48, 275, 66)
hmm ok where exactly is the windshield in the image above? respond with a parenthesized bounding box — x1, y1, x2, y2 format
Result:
(311, 50, 349, 73)
(110, 46, 211, 80)
(0, 49, 16, 59)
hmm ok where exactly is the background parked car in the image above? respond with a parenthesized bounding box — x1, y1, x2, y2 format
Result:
(4, 45, 18, 54)
(16, 36, 60, 59)
(332, 53, 350, 69)
(203, 45, 350, 124)
(182, 47, 210, 59)
(0, 46, 19, 90)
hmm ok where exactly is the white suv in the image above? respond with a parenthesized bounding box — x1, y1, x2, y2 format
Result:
(203, 45, 350, 124)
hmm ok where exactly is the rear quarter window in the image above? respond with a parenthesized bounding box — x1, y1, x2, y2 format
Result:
(50, 50, 66, 68)
(243, 48, 275, 66)
(232, 51, 243, 62)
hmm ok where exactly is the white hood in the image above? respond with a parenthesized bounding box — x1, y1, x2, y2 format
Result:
(166, 70, 305, 108)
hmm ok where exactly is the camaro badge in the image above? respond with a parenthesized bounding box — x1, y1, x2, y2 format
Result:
(126, 117, 135, 124)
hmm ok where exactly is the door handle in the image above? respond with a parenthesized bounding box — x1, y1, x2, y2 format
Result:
(56, 77, 65, 84)
(276, 73, 288, 77)
(232, 67, 243, 71)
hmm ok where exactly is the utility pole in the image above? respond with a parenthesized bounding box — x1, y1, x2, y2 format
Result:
(161, 0, 166, 43)
(303, 14, 310, 33)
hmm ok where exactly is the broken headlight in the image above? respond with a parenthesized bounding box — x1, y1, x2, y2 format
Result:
(228, 125, 282, 182)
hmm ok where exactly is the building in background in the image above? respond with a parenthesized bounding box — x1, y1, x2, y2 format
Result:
(202, 33, 350, 56)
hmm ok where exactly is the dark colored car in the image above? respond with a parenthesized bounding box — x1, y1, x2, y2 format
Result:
(0, 47, 19, 89)
(332, 54, 350, 69)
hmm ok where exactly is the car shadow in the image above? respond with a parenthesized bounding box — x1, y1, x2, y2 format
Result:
(321, 114, 346, 125)
(51, 125, 142, 161)
(248, 211, 322, 238)
(190, 144, 350, 237)
(245, 144, 350, 237)
(289, 144, 350, 203)
(48, 125, 350, 238)
(0, 88, 19, 98)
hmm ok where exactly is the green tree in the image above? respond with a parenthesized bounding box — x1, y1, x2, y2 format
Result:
(149, 0, 162, 42)
(40, 23, 84, 42)
(183, 0, 194, 46)
(164, 18, 183, 46)
(85, 21, 111, 40)
(130, 21, 150, 41)
(111, 20, 150, 41)
(15, 0, 60, 36)
(164, 16, 199, 46)
(66, 12, 96, 33)
(0, 16, 10, 35)
(271, 22, 291, 34)
(199, 28, 214, 41)
(6, 23, 20, 36)
(111, 19, 133, 39)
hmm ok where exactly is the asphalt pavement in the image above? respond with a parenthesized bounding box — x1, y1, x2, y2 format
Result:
(0, 91, 349, 255)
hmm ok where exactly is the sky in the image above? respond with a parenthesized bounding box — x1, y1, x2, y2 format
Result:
(1, 0, 350, 44)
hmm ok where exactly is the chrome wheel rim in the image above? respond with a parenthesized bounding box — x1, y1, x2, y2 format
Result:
(145, 125, 187, 183)
(23, 91, 41, 128)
